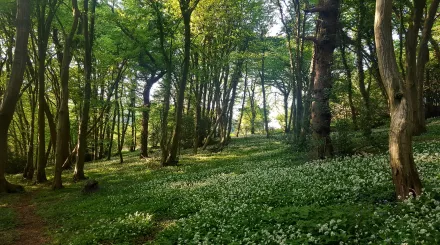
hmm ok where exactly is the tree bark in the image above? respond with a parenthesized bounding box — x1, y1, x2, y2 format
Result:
(260, 46, 269, 138)
(414, 0, 440, 134)
(74, 0, 96, 181)
(310, 0, 340, 158)
(166, 0, 200, 165)
(405, 0, 426, 136)
(374, 0, 422, 199)
(356, 0, 371, 136)
(0, 0, 30, 193)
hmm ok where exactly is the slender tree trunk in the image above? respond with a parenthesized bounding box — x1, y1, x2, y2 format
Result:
(0, 0, 30, 193)
(166, 1, 199, 165)
(141, 83, 152, 158)
(340, 35, 357, 129)
(356, 0, 371, 136)
(193, 53, 201, 154)
(261, 47, 269, 138)
(108, 103, 117, 160)
(74, 0, 96, 180)
(236, 64, 248, 137)
(374, 0, 422, 199)
(405, 0, 426, 136)
(225, 58, 245, 145)
(23, 88, 36, 179)
(248, 82, 256, 135)
(294, 1, 304, 140)
(130, 78, 136, 152)
(415, 0, 439, 134)
(117, 95, 122, 163)
(301, 45, 317, 143)
(36, 38, 47, 183)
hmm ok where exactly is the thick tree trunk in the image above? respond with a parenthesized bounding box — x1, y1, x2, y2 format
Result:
(0, 0, 30, 193)
(309, 0, 340, 158)
(374, 0, 422, 199)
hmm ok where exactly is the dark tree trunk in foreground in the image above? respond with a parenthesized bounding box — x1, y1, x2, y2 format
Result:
(374, 0, 422, 199)
(308, 0, 340, 158)
(0, 0, 30, 193)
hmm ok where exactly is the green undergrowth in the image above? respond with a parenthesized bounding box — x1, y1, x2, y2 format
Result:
(3, 118, 440, 244)
(0, 195, 18, 245)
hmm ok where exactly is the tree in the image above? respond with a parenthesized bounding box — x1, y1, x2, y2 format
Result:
(166, 0, 201, 165)
(0, 0, 31, 193)
(53, 0, 80, 190)
(374, 0, 422, 199)
(307, 0, 340, 158)
(74, 0, 97, 180)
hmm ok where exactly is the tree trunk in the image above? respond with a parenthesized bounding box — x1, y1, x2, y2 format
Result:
(414, 0, 439, 134)
(74, 0, 96, 181)
(308, 0, 340, 158)
(23, 87, 36, 179)
(141, 83, 152, 158)
(248, 82, 256, 135)
(340, 35, 357, 130)
(261, 47, 269, 138)
(166, 1, 199, 165)
(356, 0, 371, 136)
(108, 103, 117, 160)
(236, 64, 248, 137)
(374, 0, 422, 199)
(0, 0, 30, 193)
(294, 1, 304, 140)
(405, 0, 426, 136)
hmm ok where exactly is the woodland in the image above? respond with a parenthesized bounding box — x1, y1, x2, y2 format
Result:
(0, 0, 440, 244)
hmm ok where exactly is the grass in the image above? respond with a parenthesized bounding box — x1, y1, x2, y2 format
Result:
(1, 118, 440, 244)
(0, 195, 18, 245)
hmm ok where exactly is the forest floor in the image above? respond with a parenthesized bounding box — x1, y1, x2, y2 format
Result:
(1, 118, 440, 245)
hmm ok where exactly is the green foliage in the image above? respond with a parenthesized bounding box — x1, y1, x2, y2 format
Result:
(0, 206, 16, 231)
(6, 120, 439, 244)
(332, 119, 355, 156)
(5, 150, 26, 174)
